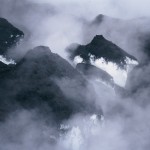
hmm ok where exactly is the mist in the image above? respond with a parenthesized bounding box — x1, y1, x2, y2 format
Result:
(0, 0, 150, 150)
(1, 0, 150, 59)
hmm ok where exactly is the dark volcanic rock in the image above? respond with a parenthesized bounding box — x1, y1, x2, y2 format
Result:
(0, 46, 102, 123)
(0, 18, 24, 55)
(0, 62, 9, 72)
(68, 35, 137, 69)
(0, 61, 15, 73)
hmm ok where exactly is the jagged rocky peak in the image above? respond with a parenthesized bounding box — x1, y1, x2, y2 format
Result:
(91, 35, 138, 66)
(91, 35, 105, 43)
(68, 35, 138, 87)
(69, 35, 138, 69)
(0, 18, 24, 55)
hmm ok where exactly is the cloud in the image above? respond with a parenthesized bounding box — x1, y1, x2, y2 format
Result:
(25, 0, 150, 19)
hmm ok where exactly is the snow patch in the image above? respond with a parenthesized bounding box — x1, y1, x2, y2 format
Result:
(0, 55, 16, 65)
(74, 56, 83, 64)
(90, 55, 138, 87)
(74, 55, 138, 87)
(90, 57, 127, 87)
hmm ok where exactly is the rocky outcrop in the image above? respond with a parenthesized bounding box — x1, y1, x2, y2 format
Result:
(68, 35, 137, 69)
(0, 18, 24, 55)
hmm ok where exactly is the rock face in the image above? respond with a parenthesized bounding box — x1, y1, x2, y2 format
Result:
(67, 35, 138, 87)
(76, 63, 114, 86)
(68, 35, 137, 69)
(0, 18, 24, 55)
(0, 46, 102, 122)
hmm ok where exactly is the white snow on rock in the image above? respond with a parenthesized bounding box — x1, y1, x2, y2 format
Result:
(74, 55, 138, 87)
(0, 55, 16, 65)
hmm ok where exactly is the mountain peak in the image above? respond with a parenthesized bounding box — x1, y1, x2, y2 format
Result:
(26, 46, 51, 56)
(91, 35, 106, 44)
(21, 46, 53, 62)
(68, 35, 137, 69)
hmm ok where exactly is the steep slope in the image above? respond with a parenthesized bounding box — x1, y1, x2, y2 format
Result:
(0, 46, 102, 123)
(67, 35, 138, 86)
(76, 63, 114, 86)
(68, 35, 137, 69)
